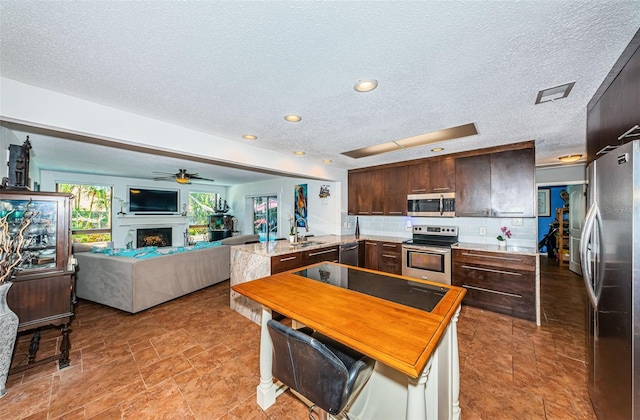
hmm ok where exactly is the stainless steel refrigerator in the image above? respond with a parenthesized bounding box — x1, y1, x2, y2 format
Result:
(580, 139, 640, 419)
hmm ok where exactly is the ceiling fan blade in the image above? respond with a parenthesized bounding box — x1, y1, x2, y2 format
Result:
(152, 171, 177, 175)
(191, 175, 215, 182)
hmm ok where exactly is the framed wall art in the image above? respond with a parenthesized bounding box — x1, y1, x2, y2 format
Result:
(537, 188, 551, 217)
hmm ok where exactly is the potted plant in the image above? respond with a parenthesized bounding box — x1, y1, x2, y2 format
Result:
(0, 203, 34, 398)
(497, 226, 512, 249)
(288, 215, 296, 244)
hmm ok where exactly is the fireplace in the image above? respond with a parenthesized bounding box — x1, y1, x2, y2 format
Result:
(137, 227, 172, 248)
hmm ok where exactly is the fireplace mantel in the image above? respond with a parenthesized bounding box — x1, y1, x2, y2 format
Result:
(117, 215, 188, 226)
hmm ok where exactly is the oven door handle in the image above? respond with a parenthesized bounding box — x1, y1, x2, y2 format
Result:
(402, 246, 451, 254)
(439, 194, 444, 216)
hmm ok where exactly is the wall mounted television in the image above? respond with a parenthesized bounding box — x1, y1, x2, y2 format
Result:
(128, 187, 179, 214)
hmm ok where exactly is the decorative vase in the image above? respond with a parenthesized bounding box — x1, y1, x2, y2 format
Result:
(289, 235, 296, 244)
(0, 281, 19, 399)
(498, 239, 507, 249)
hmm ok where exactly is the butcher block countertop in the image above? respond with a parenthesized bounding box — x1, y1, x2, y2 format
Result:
(231, 262, 466, 378)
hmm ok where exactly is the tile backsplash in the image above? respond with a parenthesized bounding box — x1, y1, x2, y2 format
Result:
(341, 214, 538, 248)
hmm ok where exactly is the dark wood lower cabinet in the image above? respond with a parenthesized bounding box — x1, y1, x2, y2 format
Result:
(270, 245, 339, 275)
(452, 249, 536, 321)
(378, 242, 401, 275)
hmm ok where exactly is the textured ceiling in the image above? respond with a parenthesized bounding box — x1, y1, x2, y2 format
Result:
(1, 1, 639, 184)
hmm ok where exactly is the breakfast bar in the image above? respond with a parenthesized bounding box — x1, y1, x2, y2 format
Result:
(231, 262, 466, 419)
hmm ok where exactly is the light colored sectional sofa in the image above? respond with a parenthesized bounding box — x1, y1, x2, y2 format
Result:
(74, 235, 259, 313)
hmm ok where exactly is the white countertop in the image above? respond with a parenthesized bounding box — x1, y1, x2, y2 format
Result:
(452, 242, 538, 256)
(231, 234, 407, 257)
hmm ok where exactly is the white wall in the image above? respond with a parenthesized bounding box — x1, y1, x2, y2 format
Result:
(536, 163, 587, 186)
(1, 77, 347, 183)
(40, 170, 227, 248)
(228, 177, 342, 238)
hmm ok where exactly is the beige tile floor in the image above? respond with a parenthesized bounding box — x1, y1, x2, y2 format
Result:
(3, 257, 595, 419)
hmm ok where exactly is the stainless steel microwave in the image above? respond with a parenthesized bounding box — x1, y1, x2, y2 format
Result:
(407, 193, 455, 217)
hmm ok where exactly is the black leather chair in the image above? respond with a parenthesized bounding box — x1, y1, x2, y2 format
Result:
(267, 319, 375, 420)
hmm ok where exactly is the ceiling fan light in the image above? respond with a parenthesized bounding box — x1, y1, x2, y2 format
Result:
(175, 172, 190, 184)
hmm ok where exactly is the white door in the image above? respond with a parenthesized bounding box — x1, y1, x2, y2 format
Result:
(568, 184, 586, 275)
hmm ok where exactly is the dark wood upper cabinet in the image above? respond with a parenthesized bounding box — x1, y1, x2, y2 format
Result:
(369, 169, 385, 215)
(406, 162, 430, 194)
(348, 170, 383, 215)
(429, 158, 456, 193)
(407, 158, 455, 194)
(455, 148, 535, 218)
(455, 155, 491, 217)
(587, 30, 640, 163)
(490, 148, 535, 217)
(384, 166, 407, 215)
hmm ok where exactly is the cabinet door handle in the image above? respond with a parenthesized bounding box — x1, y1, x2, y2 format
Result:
(388, 211, 403, 215)
(432, 187, 451, 191)
(382, 243, 397, 247)
(365, 242, 378, 246)
(381, 254, 397, 259)
(411, 189, 427, 193)
(460, 252, 523, 262)
(462, 284, 522, 298)
(461, 265, 521, 276)
(371, 211, 384, 215)
(307, 249, 337, 257)
(358, 212, 370, 215)
(618, 124, 640, 141)
(279, 256, 297, 262)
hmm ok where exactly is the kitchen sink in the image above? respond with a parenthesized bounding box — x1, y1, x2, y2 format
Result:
(291, 241, 323, 248)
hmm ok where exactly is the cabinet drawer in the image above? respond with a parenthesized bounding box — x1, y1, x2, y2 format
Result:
(453, 249, 535, 272)
(378, 242, 401, 274)
(271, 253, 302, 274)
(302, 246, 339, 265)
(460, 282, 535, 321)
(453, 260, 535, 320)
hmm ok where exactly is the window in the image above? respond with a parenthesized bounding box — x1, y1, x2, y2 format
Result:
(252, 195, 278, 242)
(189, 192, 219, 241)
(57, 183, 112, 244)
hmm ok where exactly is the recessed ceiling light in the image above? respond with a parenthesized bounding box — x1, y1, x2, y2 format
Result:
(284, 115, 302, 122)
(354, 79, 378, 93)
(294, 151, 305, 156)
(431, 147, 444, 152)
(322, 159, 332, 164)
(242, 134, 257, 140)
(558, 154, 583, 163)
(535, 82, 576, 104)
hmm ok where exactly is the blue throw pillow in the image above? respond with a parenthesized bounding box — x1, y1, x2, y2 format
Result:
(133, 250, 163, 259)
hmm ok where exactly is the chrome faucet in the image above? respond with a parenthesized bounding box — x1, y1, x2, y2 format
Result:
(294, 218, 309, 242)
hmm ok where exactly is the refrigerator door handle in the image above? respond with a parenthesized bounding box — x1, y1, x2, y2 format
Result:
(580, 201, 604, 308)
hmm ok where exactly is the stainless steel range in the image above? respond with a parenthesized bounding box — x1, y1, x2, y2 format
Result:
(402, 225, 458, 285)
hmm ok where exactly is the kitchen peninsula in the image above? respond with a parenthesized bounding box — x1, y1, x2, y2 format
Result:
(231, 262, 466, 419)
(230, 234, 403, 322)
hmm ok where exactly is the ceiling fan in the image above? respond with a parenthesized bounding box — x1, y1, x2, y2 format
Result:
(152, 169, 215, 184)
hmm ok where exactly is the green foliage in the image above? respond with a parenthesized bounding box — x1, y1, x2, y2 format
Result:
(58, 183, 112, 243)
(189, 192, 218, 225)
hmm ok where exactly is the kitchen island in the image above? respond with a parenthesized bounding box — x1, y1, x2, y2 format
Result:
(232, 262, 466, 419)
